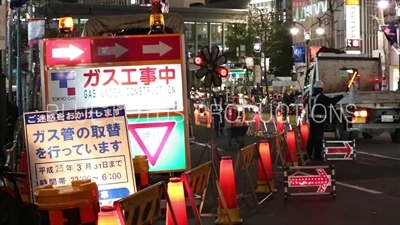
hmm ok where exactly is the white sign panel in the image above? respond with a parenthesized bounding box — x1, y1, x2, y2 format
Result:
(45, 64, 183, 114)
(346, 5, 360, 40)
(24, 105, 136, 206)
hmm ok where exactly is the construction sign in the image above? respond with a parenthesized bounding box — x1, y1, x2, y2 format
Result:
(40, 34, 190, 173)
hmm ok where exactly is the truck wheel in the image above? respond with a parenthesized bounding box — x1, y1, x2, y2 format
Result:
(390, 129, 400, 143)
(362, 132, 373, 139)
(334, 120, 350, 140)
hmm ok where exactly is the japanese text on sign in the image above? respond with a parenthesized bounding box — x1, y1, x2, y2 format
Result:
(46, 64, 184, 114)
(24, 105, 136, 205)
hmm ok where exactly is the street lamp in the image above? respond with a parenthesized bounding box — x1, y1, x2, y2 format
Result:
(253, 36, 262, 102)
(290, 18, 325, 79)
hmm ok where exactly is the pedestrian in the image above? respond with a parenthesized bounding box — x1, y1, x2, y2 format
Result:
(306, 80, 346, 160)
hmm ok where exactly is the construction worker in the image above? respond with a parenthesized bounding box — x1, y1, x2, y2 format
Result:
(306, 80, 346, 160)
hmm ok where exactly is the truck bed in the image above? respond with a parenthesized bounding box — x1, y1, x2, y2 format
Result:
(316, 56, 379, 94)
(331, 91, 400, 107)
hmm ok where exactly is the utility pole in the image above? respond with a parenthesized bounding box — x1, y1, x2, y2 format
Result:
(16, 8, 22, 115)
(0, 0, 8, 161)
(27, 0, 34, 110)
(7, 0, 12, 102)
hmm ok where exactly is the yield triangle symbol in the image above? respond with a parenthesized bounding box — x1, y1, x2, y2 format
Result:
(128, 121, 176, 166)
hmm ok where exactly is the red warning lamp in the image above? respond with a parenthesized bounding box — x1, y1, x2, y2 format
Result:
(193, 56, 206, 67)
(215, 67, 228, 77)
(166, 177, 188, 225)
(285, 130, 298, 166)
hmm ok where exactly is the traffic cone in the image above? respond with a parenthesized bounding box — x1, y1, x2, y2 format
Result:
(299, 123, 309, 153)
(381, 75, 388, 90)
(194, 109, 200, 125)
(374, 79, 380, 91)
(285, 130, 298, 167)
(215, 156, 242, 224)
(254, 112, 263, 137)
(166, 178, 188, 225)
(256, 141, 275, 193)
(205, 109, 211, 128)
(20, 151, 30, 202)
(227, 107, 236, 127)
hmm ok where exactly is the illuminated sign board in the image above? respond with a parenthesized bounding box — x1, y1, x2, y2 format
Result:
(40, 34, 190, 173)
(127, 115, 187, 172)
(24, 105, 136, 206)
(345, 1, 360, 52)
(46, 64, 183, 113)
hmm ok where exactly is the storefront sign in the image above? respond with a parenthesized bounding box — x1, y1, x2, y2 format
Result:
(293, 0, 327, 21)
(24, 105, 136, 206)
(345, 5, 360, 40)
(127, 115, 187, 172)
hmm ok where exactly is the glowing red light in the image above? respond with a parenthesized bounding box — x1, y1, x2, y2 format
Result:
(193, 56, 205, 66)
(215, 67, 228, 77)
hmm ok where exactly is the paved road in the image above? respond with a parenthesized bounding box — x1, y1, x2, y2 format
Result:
(183, 125, 400, 225)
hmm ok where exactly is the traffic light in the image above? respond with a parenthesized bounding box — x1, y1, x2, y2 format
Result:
(291, 72, 297, 81)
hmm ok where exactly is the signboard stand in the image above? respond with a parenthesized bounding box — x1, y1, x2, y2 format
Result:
(195, 140, 221, 167)
(272, 133, 297, 173)
(181, 161, 232, 224)
(284, 165, 336, 200)
(323, 140, 356, 161)
(234, 143, 274, 210)
(114, 181, 178, 225)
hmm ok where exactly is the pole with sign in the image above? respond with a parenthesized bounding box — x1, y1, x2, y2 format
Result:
(39, 34, 190, 173)
(24, 105, 136, 206)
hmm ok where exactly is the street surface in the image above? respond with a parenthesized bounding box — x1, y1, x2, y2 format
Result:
(158, 124, 400, 225)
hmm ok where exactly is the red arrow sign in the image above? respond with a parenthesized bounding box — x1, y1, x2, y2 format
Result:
(91, 34, 181, 63)
(128, 121, 176, 166)
(326, 142, 353, 158)
(45, 39, 92, 66)
(289, 169, 330, 193)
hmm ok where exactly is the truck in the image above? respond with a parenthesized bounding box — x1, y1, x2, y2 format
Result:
(303, 52, 400, 143)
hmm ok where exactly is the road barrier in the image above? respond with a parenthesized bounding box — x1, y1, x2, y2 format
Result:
(181, 161, 231, 225)
(234, 143, 274, 211)
(284, 165, 336, 199)
(323, 139, 356, 161)
(113, 182, 178, 225)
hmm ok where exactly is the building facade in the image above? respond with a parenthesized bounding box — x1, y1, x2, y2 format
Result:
(55, 0, 205, 7)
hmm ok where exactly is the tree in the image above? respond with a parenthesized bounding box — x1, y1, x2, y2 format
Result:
(320, 0, 344, 48)
(225, 7, 293, 78)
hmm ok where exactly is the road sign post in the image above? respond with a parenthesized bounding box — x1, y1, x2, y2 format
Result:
(284, 165, 336, 199)
(323, 140, 356, 161)
(39, 34, 190, 173)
